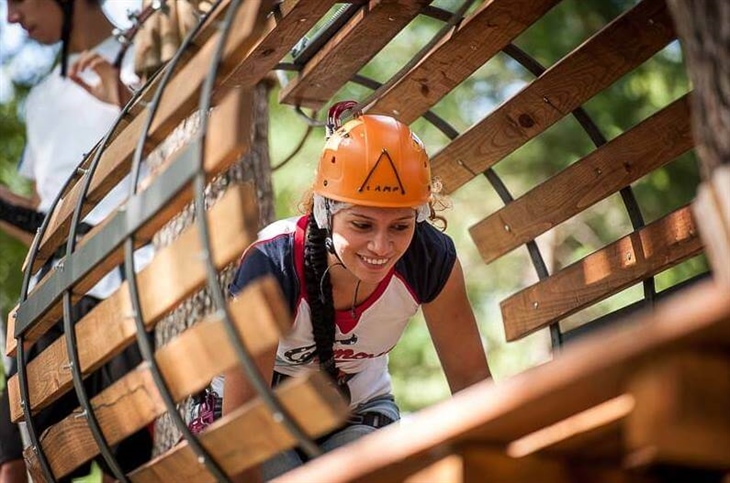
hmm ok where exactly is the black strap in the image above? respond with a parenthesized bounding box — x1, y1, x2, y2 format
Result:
(347, 411, 395, 429)
(0, 198, 45, 234)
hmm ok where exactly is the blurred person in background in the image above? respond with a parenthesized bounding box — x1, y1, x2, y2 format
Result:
(0, 0, 155, 481)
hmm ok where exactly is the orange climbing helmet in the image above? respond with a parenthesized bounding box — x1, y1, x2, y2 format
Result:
(314, 102, 432, 208)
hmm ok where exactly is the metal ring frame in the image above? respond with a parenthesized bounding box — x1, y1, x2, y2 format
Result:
(15, 61, 163, 483)
(13, 1, 662, 480)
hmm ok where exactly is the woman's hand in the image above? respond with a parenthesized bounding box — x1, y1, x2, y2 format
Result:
(68, 51, 132, 107)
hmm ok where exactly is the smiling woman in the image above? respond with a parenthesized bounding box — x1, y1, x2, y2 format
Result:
(220, 102, 492, 482)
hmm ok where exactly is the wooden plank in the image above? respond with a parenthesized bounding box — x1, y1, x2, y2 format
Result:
(28, 0, 268, 272)
(366, 0, 561, 124)
(500, 204, 703, 342)
(278, 0, 429, 109)
(11, 88, 254, 356)
(7, 184, 259, 422)
(692, 166, 730, 286)
(128, 374, 348, 483)
(5, 306, 17, 357)
(23, 278, 290, 479)
(625, 351, 730, 469)
(505, 394, 633, 458)
(404, 446, 654, 483)
(274, 281, 730, 483)
(215, 0, 339, 98)
(431, 0, 677, 194)
(470, 94, 693, 265)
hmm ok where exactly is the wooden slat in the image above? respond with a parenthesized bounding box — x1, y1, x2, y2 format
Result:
(8, 183, 259, 421)
(278, 0, 429, 109)
(505, 394, 632, 460)
(8, 88, 254, 357)
(274, 281, 730, 483)
(404, 446, 654, 483)
(693, 166, 730, 286)
(431, 0, 676, 194)
(500, 204, 703, 342)
(27, 0, 272, 272)
(5, 306, 17, 357)
(128, 374, 348, 483)
(470, 94, 693, 265)
(214, 0, 339, 98)
(625, 351, 730, 469)
(366, 0, 561, 124)
(23, 277, 289, 479)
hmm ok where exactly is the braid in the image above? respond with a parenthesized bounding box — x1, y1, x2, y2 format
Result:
(303, 214, 339, 383)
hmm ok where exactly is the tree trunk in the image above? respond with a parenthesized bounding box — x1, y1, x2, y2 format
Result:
(150, 82, 274, 454)
(667, 0, 730, 179)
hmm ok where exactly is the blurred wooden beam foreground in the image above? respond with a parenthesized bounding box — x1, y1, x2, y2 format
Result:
(276, 280, 730, 482)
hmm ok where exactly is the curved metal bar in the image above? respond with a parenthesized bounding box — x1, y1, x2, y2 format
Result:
(194, 0, 323, 459)
(13, 50, 161, 483)
(502, 43, 656, 306)
(122, 0, 231, 479)
(272, 122, 315, 171)
(15, 340, 55, 482)
(55, 53, 160, 483)
(61, 295, 129, 481)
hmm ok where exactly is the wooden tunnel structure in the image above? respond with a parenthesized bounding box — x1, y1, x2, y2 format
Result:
(4, 0, 729, 481)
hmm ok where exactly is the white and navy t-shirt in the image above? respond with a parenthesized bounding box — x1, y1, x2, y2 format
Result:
(229, 215, 456, 408)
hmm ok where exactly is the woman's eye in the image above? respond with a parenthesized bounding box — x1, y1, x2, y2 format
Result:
(391, 224, 411, 232)
(351, 222, 371, 230)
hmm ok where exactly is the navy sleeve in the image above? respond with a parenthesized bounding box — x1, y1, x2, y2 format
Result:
(228, 236, 299, 314)
(396, 222, 457, 304)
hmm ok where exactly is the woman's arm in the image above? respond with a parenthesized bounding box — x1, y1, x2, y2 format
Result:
(422, 258, 491, 394)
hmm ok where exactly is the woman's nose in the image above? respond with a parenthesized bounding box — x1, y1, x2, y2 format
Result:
(368, 230, 391, 255)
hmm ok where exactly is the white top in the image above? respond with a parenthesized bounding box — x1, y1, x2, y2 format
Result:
(19, 37, 153, 299)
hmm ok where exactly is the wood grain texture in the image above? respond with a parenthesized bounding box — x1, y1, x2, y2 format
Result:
(8, 184, 258, 422)
(431, 0, 676, 194)
(128, 374, 349, 483)
(693, 166, 730, 286)
(275, 281, 730, 483)
(24, 277, 289, 479)
(279, 0, 429, 109)
(366, 0, 561, 123)
(625, 352, 730, 469)
(470, 94, 693, 265)
(500, 205, 703, 342)
(405, 446, 655, 483)
(215, 0, 339, 97)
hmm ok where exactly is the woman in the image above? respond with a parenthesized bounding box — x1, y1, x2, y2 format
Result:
(224, 103, 491, 480)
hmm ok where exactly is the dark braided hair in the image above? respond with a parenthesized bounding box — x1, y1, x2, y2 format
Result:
(303, 213, 350, 402)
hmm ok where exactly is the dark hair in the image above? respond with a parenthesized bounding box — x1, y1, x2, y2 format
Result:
(303, 213, 350, 400)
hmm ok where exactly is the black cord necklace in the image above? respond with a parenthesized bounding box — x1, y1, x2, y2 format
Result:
(319, 261, 362, 320)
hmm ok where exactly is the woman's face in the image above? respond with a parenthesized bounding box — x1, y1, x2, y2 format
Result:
(330, 205, 417, 285)
(6, 0, 64, 45)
